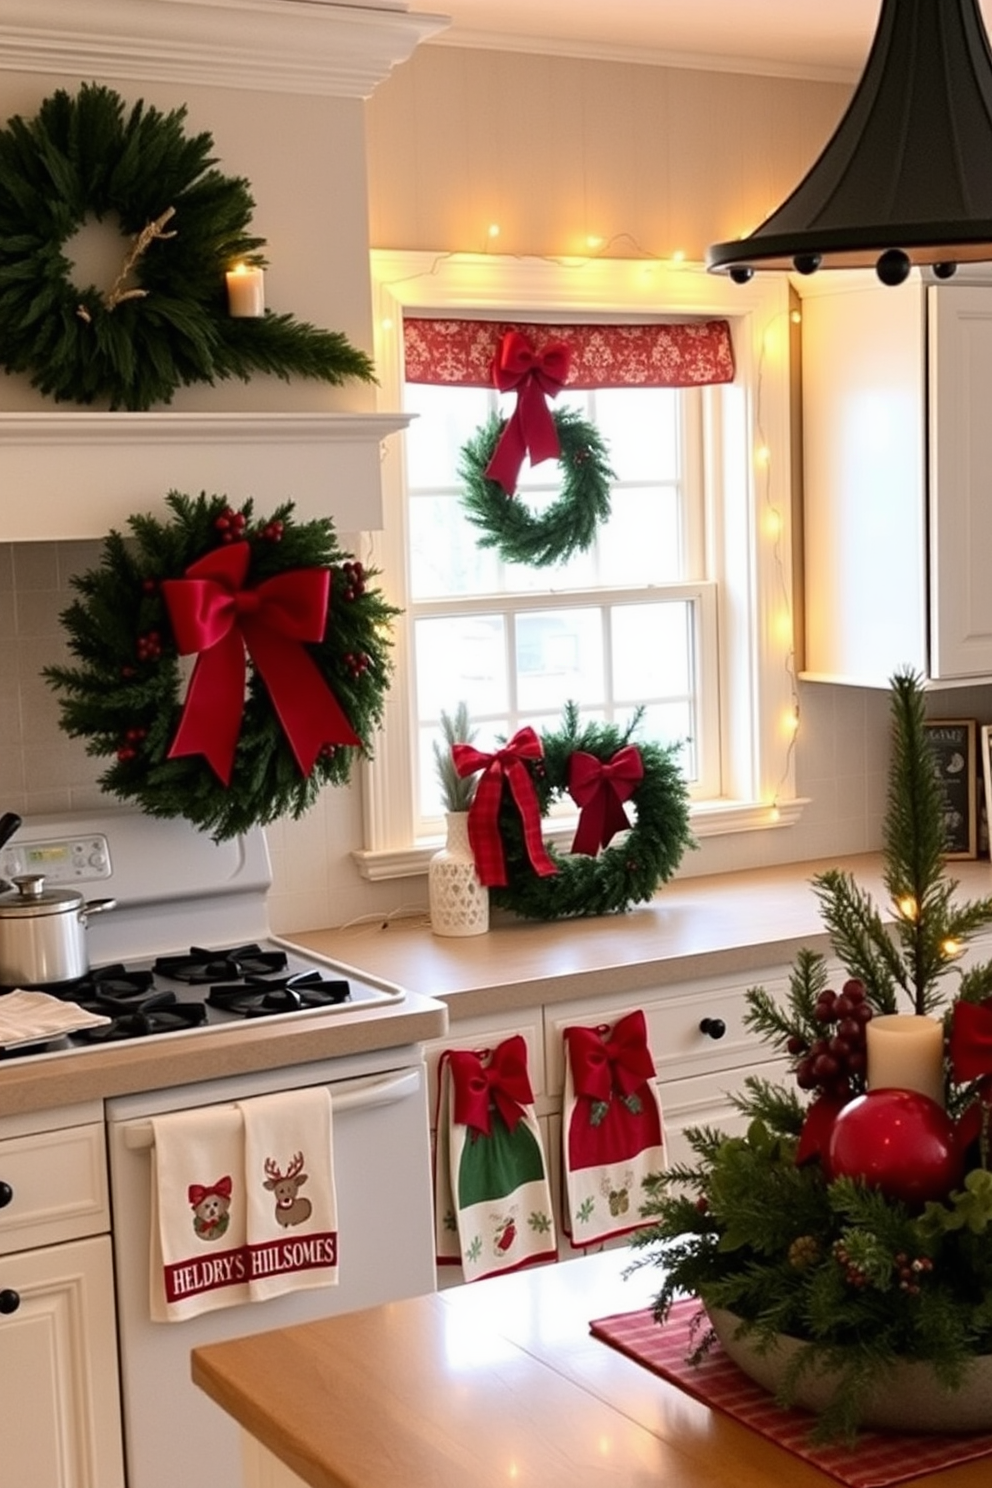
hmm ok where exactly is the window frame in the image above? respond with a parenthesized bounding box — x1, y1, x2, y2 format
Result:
(355, 251, 803, 881)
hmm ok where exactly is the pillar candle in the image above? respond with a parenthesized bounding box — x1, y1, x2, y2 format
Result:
(866, 1013, 945, 1108)
(225, 264, 265, 318)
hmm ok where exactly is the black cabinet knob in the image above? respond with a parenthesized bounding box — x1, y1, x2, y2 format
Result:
(0, 1289, 20, 1315)
(0, 1181, 12, 1209)
(699, 1017, 727, 1040)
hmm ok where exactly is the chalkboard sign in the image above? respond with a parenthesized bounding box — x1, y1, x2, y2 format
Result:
(924, 719, 977, 859)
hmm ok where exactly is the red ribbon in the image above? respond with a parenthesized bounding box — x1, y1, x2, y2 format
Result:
(950, 1000, 992, 1149)
(564, 1010, 657, 1103)
(567, 746, 643, 856)
(452, 726, 557, 888)
(484, 330, 572, 494)
(162, 542, 359, 786)
(445, 1036, 535, 1136)
(188, 1176, 233, 1208)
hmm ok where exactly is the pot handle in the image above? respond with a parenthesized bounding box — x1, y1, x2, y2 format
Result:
(81, 897, 117, 921)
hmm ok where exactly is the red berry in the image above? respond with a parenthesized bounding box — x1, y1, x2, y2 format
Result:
(842, 979, 866, 1002)
(786, 1034, 806, 1056)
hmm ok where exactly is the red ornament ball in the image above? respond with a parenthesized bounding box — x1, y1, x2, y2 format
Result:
(825, 1088, 964, 1206)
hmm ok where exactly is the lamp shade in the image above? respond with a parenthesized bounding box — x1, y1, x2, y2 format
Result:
(707, 0, 992, 285)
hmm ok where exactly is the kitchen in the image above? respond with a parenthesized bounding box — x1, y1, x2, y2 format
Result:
(5, 2, 992, 1486)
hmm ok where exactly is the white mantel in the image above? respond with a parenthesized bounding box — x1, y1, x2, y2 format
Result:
(0, 0, 447, 539)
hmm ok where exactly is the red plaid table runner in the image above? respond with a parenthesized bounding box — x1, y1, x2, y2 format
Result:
(589, 1298, 992, 1487)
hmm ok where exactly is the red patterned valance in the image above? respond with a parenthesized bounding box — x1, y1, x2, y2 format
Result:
(403, 317, 735, 389)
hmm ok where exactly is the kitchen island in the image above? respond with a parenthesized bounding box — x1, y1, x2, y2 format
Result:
(191, 1247, 992, 1488)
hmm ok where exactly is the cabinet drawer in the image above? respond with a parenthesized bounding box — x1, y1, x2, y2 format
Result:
(0, 1122, 110, 1254)
(544, 971, 791, 1095)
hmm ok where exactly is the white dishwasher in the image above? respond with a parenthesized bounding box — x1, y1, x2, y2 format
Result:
(106, 1047, 437, 1488)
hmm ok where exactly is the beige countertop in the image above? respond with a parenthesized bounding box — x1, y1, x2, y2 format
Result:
(0, 987, 447, 1120)
(292, 852, 992, 1019)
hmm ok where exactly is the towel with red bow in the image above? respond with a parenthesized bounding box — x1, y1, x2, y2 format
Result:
(434, 1035, 557, 1282)
(561, 1010, 666, 1247)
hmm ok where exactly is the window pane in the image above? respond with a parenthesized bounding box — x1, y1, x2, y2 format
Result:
(410, 492, 501, 598)
(592, 387, 681, 483)
(598, 487, 681, 584)
(415, 615, 507, 717)
(612, 603, 691, 699)
(404, 383, 490, 487)
(515, 608, 604, 713)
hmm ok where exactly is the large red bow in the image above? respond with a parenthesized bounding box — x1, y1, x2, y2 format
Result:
(445, 1036, 535, 1136)
(162, 542, 359, 786)
(485, 330, 572, 494)
(565, 1010, 657, 1103)
(452, 726, 557, 887)
(188, 1175, 233, 1208)
(567, 746, 643, 856)
(950, 999, 992, 1149)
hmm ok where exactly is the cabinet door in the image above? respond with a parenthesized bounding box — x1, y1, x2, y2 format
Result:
(0, 1235, 125, 1488)
(929, 284, 992, 679)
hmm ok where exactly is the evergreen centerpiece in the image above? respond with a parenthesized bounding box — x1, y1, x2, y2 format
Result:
(630, 671, 992, 1440)
(429, 702, 489, 937)
(432, 702, 478, 813)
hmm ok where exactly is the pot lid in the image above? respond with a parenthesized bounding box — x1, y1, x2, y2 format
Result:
(0, 875, 83, 917)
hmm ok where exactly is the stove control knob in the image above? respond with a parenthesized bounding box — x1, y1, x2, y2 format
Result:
(0, 1289, 20, 1315)
(0, 1182, 11, 1209)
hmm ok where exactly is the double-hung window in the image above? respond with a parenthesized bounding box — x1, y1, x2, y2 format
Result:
(358, 253, 801, 878)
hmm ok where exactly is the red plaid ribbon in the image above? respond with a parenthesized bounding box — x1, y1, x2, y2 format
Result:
(452, 727, 557, 888)
(484, 330, 572, 494)
(567, 746, 643, 855)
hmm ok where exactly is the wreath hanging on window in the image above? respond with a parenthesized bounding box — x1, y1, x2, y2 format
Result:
(458, 406, 615, 568)
(44, 492, 399, 841)
(0, 82, 375, 410)
(453, 702, 694, 919)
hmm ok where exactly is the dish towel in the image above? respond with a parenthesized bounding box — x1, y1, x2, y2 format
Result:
(434, 1035, 557, 1283)
(238, 1087, 338, 1302)
(561, 1009, 666, 1247)
(150, 1103, 250, 1322)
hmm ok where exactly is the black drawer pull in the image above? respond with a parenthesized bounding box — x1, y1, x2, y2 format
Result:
(699, 1017, 727, 1040)
(0, 1289, 20, 1315)
(0, 1182, 12, 1209)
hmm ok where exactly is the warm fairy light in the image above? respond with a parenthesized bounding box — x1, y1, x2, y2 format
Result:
(790, 308, 802, 324)
(671, 248, 686, 264)
(897, 895, 919, 921)
(782, 706, 799, 737)
(769, 802, 781, 823)
(775, 609, 793, 646)
(942, 937, 963, 959)
(380, 316, 393, 332)
(487, 223, 500, 240)
(755, 443, 771, 468)
(763, 506, 783, 539)
(586, 234, 604, 250)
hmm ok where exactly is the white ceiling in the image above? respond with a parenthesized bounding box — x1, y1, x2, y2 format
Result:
(411, 0, 992, 81)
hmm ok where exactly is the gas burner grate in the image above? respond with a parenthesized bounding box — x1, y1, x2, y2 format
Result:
(72, 1002, 208, 1043)
(152, 944, 289, 984)
(207, 970, 351, 1017)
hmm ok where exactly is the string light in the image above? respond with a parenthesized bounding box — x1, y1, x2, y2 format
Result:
(897, 895, 919, 922)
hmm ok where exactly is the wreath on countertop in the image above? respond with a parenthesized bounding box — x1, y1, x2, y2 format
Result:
(458, 406, 615, 567)
(455, 702, 694, 920)
(43, 492, 399, 841)
(0, 82, 375, 410)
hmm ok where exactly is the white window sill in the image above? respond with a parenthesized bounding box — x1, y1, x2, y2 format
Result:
(351, 796, 809, 882)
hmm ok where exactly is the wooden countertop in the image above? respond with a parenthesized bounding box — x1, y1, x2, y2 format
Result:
(0, 984, 447, 1120)
(191, 1249, 991, 1488)
(291, 852, 992, 1020)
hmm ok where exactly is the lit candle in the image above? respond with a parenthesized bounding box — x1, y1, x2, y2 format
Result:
(866, 1014, 945, 1108)
(225, 263, 265, 318)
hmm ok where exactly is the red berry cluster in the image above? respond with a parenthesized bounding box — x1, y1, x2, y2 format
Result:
(343, 651, 371, 679)
(789, 977, 873, 1099)
(116, 726, 148, 763)
(214, 507, 247, 543)
(340, 560, 366, 601)
(136, 630, 163, 662)
(894, 1252, 934, 1295)
(832, 1239, 870, 1289)
(259, 518, 284, 543)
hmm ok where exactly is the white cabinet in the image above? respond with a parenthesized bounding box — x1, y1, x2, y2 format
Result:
(0, 1105, 124, 1488)
(799, 271, 992, 687)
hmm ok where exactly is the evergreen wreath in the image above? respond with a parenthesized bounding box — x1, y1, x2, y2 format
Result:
(629, 672, 992, 1442)
(44, 492, 399, 841)
(491, 702, 693, 919)
(0, 82, 375, 410)
(458, 407, 615, 567)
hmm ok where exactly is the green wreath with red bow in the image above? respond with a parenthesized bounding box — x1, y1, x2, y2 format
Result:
(44, 492, 399, 840)
(452, 702, 694, 919)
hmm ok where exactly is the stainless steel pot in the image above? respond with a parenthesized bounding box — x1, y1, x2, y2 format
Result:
(0, 875, 116, 986)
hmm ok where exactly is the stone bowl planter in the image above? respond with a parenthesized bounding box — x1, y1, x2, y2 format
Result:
(709, 1307, 992, 1434)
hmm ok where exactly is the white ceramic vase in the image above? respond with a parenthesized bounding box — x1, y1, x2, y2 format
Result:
(429, 812, 489, 938)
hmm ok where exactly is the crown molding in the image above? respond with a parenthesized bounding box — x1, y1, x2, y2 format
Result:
(0, 0, 450, 98)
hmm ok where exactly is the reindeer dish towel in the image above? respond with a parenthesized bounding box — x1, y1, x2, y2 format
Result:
(561, 1010, 666, 1248)
(237, 1087, 338, 1302)
(150, 1102, 250, 1322)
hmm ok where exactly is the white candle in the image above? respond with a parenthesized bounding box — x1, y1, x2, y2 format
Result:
(225, 263, 265, 318)
(866, 1013, 945, 1108)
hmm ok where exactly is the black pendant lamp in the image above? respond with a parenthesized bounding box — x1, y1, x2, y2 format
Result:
(707, 0, 992, 286)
